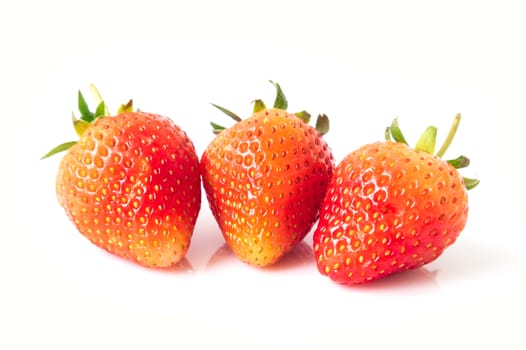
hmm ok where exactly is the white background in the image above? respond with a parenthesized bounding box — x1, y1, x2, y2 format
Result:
(1, 1, 525, 349)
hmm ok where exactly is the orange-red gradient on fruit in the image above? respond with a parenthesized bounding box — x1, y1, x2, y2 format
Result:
(56, 112, 201, 267)
(314, 141, 469, 284)
(201, 109, 334, 266)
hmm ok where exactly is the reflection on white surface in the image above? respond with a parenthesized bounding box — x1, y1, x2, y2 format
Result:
(206, 241, 315, 271)
(3, 1, 526, 348)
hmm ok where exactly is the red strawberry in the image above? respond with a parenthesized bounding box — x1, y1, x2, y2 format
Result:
(201, 82, 335, 266)
(313, 115, 479, 284)
(42, 86, 201, 268)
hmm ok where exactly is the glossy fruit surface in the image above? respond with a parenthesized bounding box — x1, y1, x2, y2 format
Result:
(45, 88, 201, 267)
(201, 84, 334, 266)
(313, 116, 478, 284)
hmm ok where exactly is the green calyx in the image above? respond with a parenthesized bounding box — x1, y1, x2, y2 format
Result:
(210, 81, 330, 135)
(41, 84, 133, 159)
(385, 114, 479, 190)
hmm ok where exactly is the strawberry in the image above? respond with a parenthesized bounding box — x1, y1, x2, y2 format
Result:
(200, 82, 335, 266)
(313, 115, 479, 284)
(42, 85, 201, 268)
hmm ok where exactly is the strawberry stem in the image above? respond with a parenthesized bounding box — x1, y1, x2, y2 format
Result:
(436, 113, 461, 157)
(209, 82, 330, 136)
(385, 114, 479, 191)
(42, 84, 132, 160)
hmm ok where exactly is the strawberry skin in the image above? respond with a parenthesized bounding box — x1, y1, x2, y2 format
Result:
(56, 111, 201, 267)
(201, 108, 334, 266)
(313, 141, 470, 284)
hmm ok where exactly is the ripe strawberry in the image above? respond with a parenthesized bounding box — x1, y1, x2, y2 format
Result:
(313, 115, 479, 284)
(42, 86, 201, 268)
(201, 82, 335, 266)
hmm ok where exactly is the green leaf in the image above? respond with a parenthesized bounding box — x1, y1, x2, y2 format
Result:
(211, 103, 242, 122)
(463, 176, 480, 190)
(94, 101, 107, 118)
(270, 81, 288, 110)
(78, 90, 94, 122)
(315, 114, 330, 135)
(41, 141, 77, 159)
(117, 99, 134, 114)
(389, 118, 408, 144)
(415, 126, 437, 154)
(253, 99, 266, 113)
(89, 83, 110, 116)
(447, 155, 470, 169)
(72, 114, 90, 136)
(294, 110, 311, 123)
(385, 127, 393, 141)
(210, 121, 226, 134)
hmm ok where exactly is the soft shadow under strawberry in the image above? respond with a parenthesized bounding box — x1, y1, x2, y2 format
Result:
(339, 267, 440, 292)
(129, 256, 195, 274)
(265, 242, 316, 271)
(206, 241, 315, 271)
